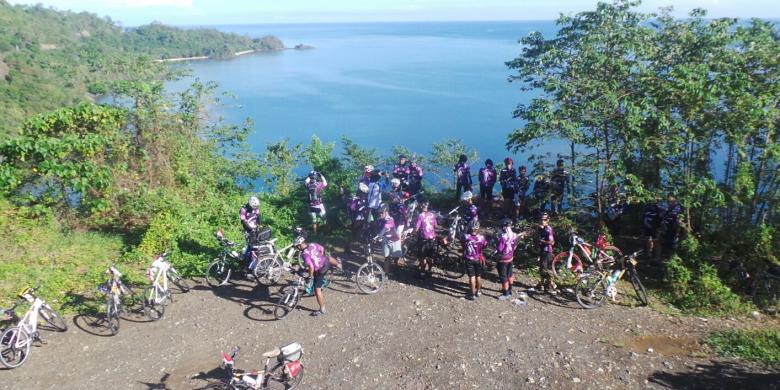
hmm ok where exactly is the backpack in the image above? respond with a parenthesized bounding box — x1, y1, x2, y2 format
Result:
(308, 183, 320, 203)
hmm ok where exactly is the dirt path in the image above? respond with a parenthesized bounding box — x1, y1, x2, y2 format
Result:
(2, 255, 778, 389)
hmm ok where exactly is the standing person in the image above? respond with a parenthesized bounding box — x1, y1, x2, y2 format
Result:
(515, 165, 530, 220)
(662, 194, 684, 253)
(388, 189, 409, 264)
(305, 171, 327, 235)
(463, 226, 488, 300)
(499, 158, 517, 220)
(531, 173, 551, 218)
(366, 170, 383, 221)
(453, 154, 472, 200)
(413, 199, 438, 278)
(642, 197, 665, 260)
(374, 204, 403, 275)
(460, 191, 479, 235)
(346, 183, 369, 254)
(550, 159, 569, 215)
(239, 196, 262, 264)
(393, 155, 424, 195)
(496, 218, 519, 300)
(294, 235, 342, 317)
(359, 165, 374, 189)
(407, 159, 424, 195)
(537, 212, 557, 294)
(604, 184, 628, 236)
(478, 159, 497, 212)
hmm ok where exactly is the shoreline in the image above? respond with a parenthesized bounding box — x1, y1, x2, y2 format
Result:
(153, 47, 307, 63)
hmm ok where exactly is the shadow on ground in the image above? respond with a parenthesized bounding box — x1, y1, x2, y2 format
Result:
(647, 360, 780, 390)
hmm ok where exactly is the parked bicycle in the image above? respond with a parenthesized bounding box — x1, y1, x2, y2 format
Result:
(752, 266, 780, 315)
(355, 235, 387, 294)
(574, 251, 649, 309)
(98, 265, 137, 335)
(273, 269, 334, 320)
(142, 252, 189, 321)
(206, 229, 257, 288)
(252, 238, 304, 287)
(1, 283, 67, 369)
(208, 343, 304, 389)
(551, 232, 623, 278)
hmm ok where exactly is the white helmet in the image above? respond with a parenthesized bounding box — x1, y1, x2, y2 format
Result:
(248, 196, 260, 209)
(364, 165, 374, 173)
(460, 191, 473, 201)
(358, 182, 369, 193)
(391, 178, 401, 187)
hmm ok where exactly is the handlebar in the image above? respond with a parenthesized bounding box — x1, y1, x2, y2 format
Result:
(230, 346, 240, 359)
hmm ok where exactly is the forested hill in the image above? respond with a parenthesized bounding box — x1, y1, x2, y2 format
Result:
(0, 1, 283, 133)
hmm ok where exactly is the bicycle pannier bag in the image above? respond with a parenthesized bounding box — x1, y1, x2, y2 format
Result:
(280, 342, 302, 362)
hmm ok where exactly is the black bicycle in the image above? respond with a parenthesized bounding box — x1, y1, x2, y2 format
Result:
(205, 229, 254, 288)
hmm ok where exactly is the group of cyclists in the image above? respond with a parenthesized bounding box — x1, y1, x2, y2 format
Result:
(237, 153, 685, 312)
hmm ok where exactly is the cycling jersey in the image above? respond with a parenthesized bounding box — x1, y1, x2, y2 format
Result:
(463, 233, 488, 261)
(539, 225, 555, 253)
(643, 203, 664, 230)
(550, 167, 568, 195)
(306, 180, 326, 207)
(389, 196, 408, 227)
(496, 230, 519, 262)
(663, 203, 684, 229)
(479, 165, 497, 186)
(302, 243, 328, 272)
(239, 204, 261, 233)
(515, 174, 529, 195)
(532, 177, 550, 200)
(499, 167, 517, 191)
(367, 181, 382, 209)
(378, 215, 399, 242)
(462, 204, 479, 227)
(415, 211, 438, 240)
(454, 162, 472, 186)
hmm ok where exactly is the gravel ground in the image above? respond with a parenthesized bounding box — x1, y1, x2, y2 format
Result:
(2, 253, 778, 389)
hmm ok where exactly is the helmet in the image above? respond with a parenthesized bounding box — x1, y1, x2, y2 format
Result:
(308, 171, 318, 179)
(541, 212, 550, 221)
(420, 199, 430, 208)
(248, 196, 260, 209)
(364, 165, 374, 173)
(293, 235, 306, 246)
(504, 157, 513, 165)
(379, 203, 389, 213)
(358, 182, 369, 193)
(485, 159, 493, 167)
(391, 178, 401, 187)
(501, 218, 512, 227)
(458, 154, 468, 163)
(460, 191, 473, 201)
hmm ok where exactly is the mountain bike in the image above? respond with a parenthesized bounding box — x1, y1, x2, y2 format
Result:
(97, 265, 137, 335)
(142, 252, 189, 321)
(205, 229, 256, 288)
(574, 251, 649, 309)
(752, 266, 780, 315)
(252, 239, 303, 287)
(551, 232, 623, 278)
(273, 269, 333, 320)
(1, 283, 67, 369)
(355, 236, 387, 294)
(208, 343, 304, 389)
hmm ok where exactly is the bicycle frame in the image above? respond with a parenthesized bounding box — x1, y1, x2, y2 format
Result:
(564, 233, 618, 271)
(14, 293, 45, 340)
(147, 255, 173, 303)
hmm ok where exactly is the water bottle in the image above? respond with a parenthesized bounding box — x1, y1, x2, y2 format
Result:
(607, 270, 620, 285)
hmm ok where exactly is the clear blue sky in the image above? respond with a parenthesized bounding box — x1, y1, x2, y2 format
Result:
(9, 0, 780, 26)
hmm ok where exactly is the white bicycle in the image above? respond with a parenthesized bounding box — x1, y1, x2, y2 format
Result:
(252, 231, 304, 287)
(142, 252, 190, 321)
(1, 283, 68, 369)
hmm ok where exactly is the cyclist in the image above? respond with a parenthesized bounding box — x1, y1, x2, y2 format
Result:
(413, 199, 438, 278)
(388, 188, 409, 262)
(305, 171, 328, 235)
(662, 194, 684, 253)
(374, 204, 403, 275)
(537, 212, 557, 294)
(499, 157, 517, 220)
(642, 197, 664, 259)
(463, 225, 488, 300)
(453, 154, 472, 200)
(346, 183, 370, 254)
(239, 196, 262, 263)
(367, 170, 384, 221)
(294, 235, 342, 317)
(550, 159, 569, 215)
(359, 165, 374, 189)
(515, 165, 530, 220)
(478, 159, 497, 211)
(393, 155, 424, 195)
(496, 218, 519, 300)
(460, 191, 479, 238)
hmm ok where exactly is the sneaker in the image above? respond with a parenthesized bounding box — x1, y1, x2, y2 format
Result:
(466, 294, 475, 301)
(498, 292, 510, 301)
(475, 290, 481, 298)
(310, 309, 326, 317)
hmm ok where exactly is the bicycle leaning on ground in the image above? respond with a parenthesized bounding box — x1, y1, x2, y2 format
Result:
(205, 229, 255, 288)
(551, 232, 623, 278)
(142, 252, 190, 321)
(98, 265, 137, 335)
(0, 283, 68, 369)
(207, 343, 304, 389)
(574, 251, 649, 309)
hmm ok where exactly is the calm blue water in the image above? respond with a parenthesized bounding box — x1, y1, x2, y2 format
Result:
(174, 21, 567, 170)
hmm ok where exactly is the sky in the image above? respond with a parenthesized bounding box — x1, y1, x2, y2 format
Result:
(8, 0, 780, 26)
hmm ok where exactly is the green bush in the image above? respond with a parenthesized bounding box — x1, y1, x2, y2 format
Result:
(706, 329, 780, 365)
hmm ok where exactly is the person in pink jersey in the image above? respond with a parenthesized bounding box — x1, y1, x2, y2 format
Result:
(413, 199, 438, 278)
(463, 226, 488, 300)
(294, 234, 342, 317)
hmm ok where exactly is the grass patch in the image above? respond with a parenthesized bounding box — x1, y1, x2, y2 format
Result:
(705, 329, 780, 365)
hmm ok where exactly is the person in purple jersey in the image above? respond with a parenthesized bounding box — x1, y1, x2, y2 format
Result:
(239, 196, 262, 263)
(453, 154, 472, 200)
(463, 225, 488, 300)
(478, 159, 497, 211)
(294, 234, 342, 317)
(537, 212, 557, 294)
(496, 218, 519, 300)
(413, 199, 438, 278)
(460, 191, 479, 235)
(374, 204, 402, 275)
(305, 171, 328, 235)
(499, 157, 517, 220)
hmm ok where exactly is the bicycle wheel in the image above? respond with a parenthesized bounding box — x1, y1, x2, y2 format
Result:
(0, 327, 31, 369)
(273, 288, 300, 320)
(39, 305, 68, 332)
(752, 277, 779, 315)
(438, 250, 465, 279)
(168, 270, 191, 293)
(575, 273, 608, 309)
(551, 252, 583, 278)
(255, 256, 284, 286)
(629, 271, 650, 306)
(142, 286, 166, 321)
(264, 361, 305, 390)
(105, 295, 120, 335)
(356, 262, 386, 294)
(205, 259, 232, 288)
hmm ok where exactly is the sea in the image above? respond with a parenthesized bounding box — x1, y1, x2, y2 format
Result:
(173, 21, 567, 173)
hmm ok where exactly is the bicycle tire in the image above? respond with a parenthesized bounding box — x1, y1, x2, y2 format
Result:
(601, 246, 624, 265)
(575, 273, 607, 309)
(0, 327, 31, 369)
(264, 360, 304, 390)
(39, 305, 68, 332)
(106, 295, 120, 335)
(752, 276, 779, 315)
(273, 289, 300, 320)
(551, 252, 583, 278)
(356, 262, 386, 294)
(438, 250, 465, 279)
(255, 256, 284, 286)
(629, 271, 650, 306)
(168, 270, 191, 293)
(205, 259, 232, 288)
(142, 286, 166, 321)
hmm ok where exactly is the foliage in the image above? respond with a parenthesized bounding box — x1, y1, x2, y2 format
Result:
(706, 329, 780, 365)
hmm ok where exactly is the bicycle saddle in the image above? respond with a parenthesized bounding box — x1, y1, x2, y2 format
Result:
(262, 347, 281, 358)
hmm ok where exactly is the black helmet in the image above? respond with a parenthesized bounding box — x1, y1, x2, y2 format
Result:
(458, 154, 468, 163)
(501, 218, 512, 227)
(541, 212, 550, 221)
(485, 158, 493, 167)
(308, 171, 318, 179)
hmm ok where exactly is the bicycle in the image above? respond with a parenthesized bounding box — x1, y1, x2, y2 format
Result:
(142, 252, 190, 321)
(551, 232, 623, 278)
(0, 283, 67, 369)
(751, 266, 780, 315)
(574, 251, 649, 309)
(273, 269, 333, 320)
(206, 229, 256, 288)
(97, 265, 137, 335)
(208, 343, 304, 389)
(355, 235, 387, 294)
(252, 238, 303, 287)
